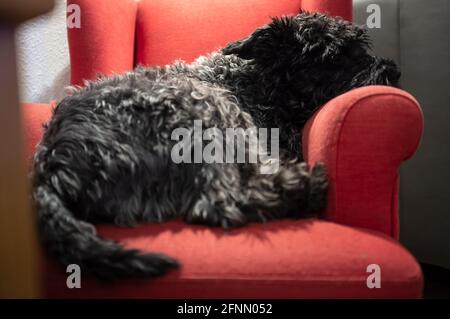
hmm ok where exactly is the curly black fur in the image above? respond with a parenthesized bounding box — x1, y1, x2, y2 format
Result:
(32, 13, 400, 279)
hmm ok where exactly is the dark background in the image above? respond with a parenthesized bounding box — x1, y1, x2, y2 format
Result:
(354, 0, 450, 272)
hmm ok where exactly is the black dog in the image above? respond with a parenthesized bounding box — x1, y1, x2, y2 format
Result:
(32, 12, 400, 279)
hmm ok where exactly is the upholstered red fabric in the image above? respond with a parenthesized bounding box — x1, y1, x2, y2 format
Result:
(135, 0, 302, 66)
(20, 102, 55, 164)
(302, 0, 352, 21)
(67, 0, 353, 83)
(67, 0, 138, 86)
(302, 86, 423, 239)
(43, 220, 422, 298)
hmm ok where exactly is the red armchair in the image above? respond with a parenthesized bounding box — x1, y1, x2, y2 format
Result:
(21, 0, 424, 298)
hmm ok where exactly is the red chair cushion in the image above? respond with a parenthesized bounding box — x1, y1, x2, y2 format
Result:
(44, 219, 422, 298)
(302, 0, 352, 21)
(67, 0, 138, 86)
(135, 0, 302, 66)
(67, 0, 352, 83)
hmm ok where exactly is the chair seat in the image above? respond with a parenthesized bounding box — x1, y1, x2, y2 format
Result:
(43, 219, 422, 298)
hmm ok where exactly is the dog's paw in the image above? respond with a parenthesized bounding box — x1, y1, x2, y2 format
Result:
(274, 161, 310, 217)
(185, 195, 245, 229)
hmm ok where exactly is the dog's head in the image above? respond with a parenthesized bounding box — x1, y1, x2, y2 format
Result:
(223, 12, 400, 96)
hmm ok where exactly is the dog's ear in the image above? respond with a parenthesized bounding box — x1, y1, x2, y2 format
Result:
(222, 26, 270, 60)
(222, 16, 301, 65)
(222, 35, 255, 60)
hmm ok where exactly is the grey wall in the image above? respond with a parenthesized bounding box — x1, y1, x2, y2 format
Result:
(398, 0, 450, 269)
(354, 0, 450, 269)
(354, 0, 400, 63)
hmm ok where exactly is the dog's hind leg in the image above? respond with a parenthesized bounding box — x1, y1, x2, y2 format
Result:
(184, 163, 247, 229)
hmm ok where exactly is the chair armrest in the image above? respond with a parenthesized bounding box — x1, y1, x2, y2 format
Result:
(302, 86, 423, 238)
(20, 102, 54, 164)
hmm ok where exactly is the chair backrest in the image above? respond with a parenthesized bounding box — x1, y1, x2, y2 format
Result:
(67, 0, 352, 86)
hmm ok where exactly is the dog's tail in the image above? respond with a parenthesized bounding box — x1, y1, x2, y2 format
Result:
(34, 184, 179, 279)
